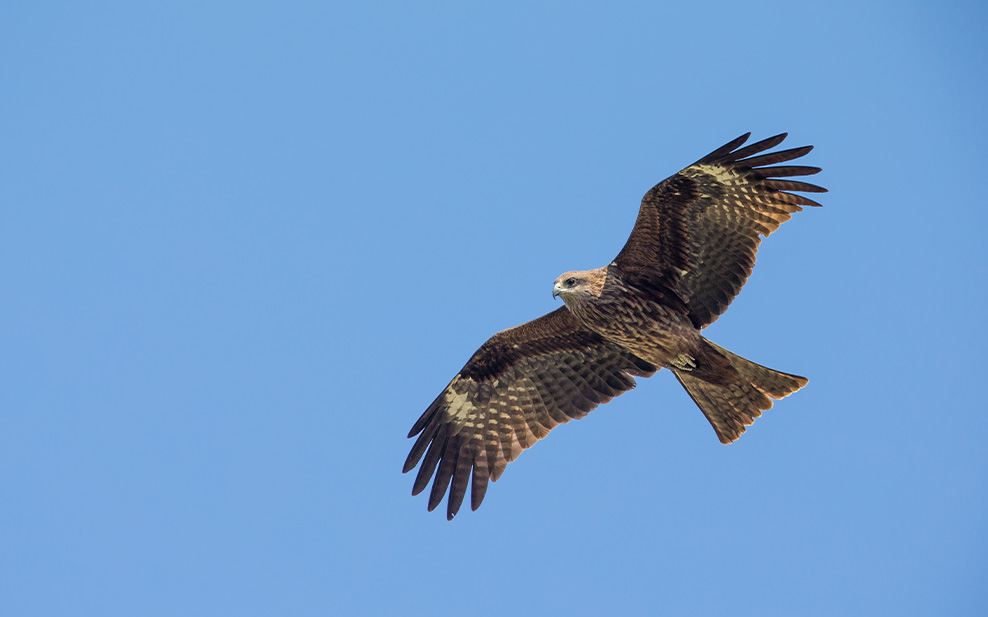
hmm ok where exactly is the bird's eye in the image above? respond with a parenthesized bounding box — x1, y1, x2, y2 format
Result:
(565, 278, 576, 287)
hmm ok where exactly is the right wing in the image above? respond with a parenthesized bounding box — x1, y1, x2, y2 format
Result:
(403, 307, 656, 520)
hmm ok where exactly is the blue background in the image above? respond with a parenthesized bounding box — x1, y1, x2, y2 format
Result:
(3, 1, 986, 615)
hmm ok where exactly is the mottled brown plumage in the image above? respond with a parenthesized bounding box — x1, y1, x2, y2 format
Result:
(405, 133, 825, 519)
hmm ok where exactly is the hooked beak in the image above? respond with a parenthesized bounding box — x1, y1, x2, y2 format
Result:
(552, 283, 562, 299)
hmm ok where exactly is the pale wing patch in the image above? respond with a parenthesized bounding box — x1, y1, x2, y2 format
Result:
(688, 163, 741, 186)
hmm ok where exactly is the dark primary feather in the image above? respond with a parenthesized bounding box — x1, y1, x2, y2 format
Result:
(403, 307, 656, 520)
(613, 133, 826, 328)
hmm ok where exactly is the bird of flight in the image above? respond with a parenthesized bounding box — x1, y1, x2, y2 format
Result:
(404, 133, 825, 519)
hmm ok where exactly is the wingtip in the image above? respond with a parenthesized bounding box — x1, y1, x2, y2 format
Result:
(411, 479, 427, 497)
(751, 133, 789, 153)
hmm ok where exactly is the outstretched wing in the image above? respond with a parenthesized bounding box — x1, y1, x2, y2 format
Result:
(403, 307, 656, 520)
(613, 133, 826, 329)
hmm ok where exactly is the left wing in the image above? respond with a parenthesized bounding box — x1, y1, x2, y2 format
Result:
(613, 133, 826, 328)
(404, 307, 656, 519)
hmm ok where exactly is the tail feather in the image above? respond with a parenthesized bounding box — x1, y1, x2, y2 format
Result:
(674, 339, 808, 444)
(705, 340, 808, 398)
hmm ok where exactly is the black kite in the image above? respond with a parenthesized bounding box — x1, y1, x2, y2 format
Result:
(404, 133, 825, 519)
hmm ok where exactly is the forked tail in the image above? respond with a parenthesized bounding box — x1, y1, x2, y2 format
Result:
(673, 339, 808, 444)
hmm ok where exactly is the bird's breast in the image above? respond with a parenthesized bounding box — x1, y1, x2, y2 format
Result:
(571, 294, 698, 367)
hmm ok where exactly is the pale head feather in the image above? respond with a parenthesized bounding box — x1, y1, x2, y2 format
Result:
(552, 267, 607, 310)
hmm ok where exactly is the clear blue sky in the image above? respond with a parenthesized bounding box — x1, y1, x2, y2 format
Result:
(3, 2, 986, 616)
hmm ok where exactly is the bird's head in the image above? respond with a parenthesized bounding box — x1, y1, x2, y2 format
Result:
(553, 270, 602, 309)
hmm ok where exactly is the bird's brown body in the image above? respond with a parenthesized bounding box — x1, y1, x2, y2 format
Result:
(404, 133, 825, 519)
(559, 265, 717, 376)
